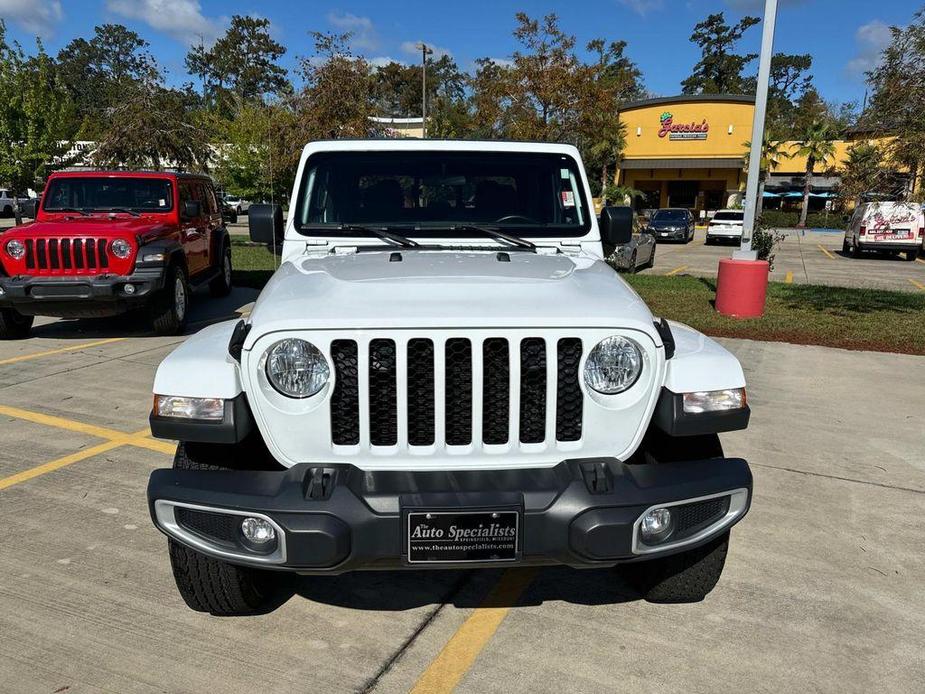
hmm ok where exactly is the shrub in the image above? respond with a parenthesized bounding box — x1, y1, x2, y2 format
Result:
(752, 226, 786, 271)
(757, 209, 849, 230)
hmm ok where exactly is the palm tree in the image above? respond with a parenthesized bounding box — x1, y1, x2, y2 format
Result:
(791, 121, 837, 227)
(743, 136, 791, 216)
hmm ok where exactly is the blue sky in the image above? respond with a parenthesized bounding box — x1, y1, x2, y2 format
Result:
(0, 0, 916, 107)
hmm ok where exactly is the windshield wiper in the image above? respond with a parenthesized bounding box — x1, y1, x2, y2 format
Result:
(50, 207, 91, 216)
(336, 224, 420, 248)
(104, 207, 141, 217)
(445, 224, 537, 251)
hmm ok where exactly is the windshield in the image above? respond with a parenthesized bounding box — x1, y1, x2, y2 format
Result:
(295, 151, 591, 238)
(713, 211, 743, 221)
(43, 177, 173, 212)
(653, 210, 687, 222)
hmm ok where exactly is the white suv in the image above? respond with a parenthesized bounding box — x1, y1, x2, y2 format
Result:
(146, 140, 753, 615)
(705, 209, 745, 245)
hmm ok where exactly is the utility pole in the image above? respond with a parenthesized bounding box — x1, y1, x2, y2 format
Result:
(737, 0, 778, 259)
(416, 42, 433, 138)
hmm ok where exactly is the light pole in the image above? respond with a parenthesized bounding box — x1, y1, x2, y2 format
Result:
(416, 42, 433, 138)
(737, 0, 778, 259)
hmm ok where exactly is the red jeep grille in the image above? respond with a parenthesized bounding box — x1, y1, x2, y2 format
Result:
(25, 238, 110, 274)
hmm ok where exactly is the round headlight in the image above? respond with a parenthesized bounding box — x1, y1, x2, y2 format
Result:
(264, 338, 329, 398)
(5, 239, 25, 260)
(584, 336, 643, 394)
(111, 239, 132, 259)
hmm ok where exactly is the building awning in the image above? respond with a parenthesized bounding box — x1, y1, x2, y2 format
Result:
(619, 157, 745, 170)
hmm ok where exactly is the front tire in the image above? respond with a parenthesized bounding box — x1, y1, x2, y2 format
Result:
(209, 243, 233, 297)
(622, 532, 730, 603)
(150, 264, 189, 336)
(0, 307, 34, 339)
(167, 442, 285, 616)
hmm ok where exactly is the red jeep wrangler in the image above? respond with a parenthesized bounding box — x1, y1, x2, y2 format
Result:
(0, 171, 233, 338)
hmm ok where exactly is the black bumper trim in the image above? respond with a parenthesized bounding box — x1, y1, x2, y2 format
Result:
(147, 456, 752, 573)
(149, 394, 255, 445)
(653, 388, 750, 436)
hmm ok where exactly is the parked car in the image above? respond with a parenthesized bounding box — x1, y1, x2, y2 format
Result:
(646, 208, 695, 243)
(146, 139, 753, 615)
(223, 194, 251, 215)
(609, 213, 656, 272)
(705, 209, 745, 245)
(0, 189, 33, 217)
(0, 170, 233, 339)
(843, 202, 923, 261)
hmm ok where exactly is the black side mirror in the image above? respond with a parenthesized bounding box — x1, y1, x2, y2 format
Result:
(182, 200, 201, 219)
(599, 206, 634, 256)
(22, 198, 38, 218)
(249, 203, 283, 247)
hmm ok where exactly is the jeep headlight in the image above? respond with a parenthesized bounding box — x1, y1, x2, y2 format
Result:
(264, 338, 329, 398)
(111, 239, 132, 259)
(584, 336, 643, 394)
(5, 239, 25, 260)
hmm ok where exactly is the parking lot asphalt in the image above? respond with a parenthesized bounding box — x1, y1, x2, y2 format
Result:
(645, 228, 925, 294)
(0, 294, 923, 694)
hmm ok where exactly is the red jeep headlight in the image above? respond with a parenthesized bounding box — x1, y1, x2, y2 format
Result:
(111, 239, 132, 259)
(5, 239, 25, 260)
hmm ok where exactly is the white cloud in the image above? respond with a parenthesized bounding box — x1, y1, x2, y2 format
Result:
(617, 0, 663, 16)
(327, 11, 378, 51)
(369, 56, 402, 68)
(105, 0, 224, 45)
(400, 41, 452, 60)
(0, 0, 63, 36)
(846, 19, 893, 79)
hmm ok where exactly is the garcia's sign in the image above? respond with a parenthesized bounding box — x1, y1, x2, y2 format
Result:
(658, 112, 709, 140)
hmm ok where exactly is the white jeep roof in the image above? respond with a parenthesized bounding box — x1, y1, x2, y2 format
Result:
(300, 138, 582, 158)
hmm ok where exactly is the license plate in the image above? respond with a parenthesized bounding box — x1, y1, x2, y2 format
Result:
(891, 229, 910, 239)
(406, 510, 519, 563)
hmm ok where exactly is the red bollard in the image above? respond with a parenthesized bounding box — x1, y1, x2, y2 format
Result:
(715, 258, 769, 318)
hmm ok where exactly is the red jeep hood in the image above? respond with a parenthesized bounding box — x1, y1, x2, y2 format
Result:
(6, 215, 173, 240)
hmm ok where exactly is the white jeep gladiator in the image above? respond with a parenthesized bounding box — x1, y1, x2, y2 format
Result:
(147, 140, 752, 615)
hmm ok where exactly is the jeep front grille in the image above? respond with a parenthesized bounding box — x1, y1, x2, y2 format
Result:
(329, 336, 583, 449)
(25, 237, 110, 274)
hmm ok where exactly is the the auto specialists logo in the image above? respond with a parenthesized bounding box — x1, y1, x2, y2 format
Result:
(658, 111, 709, 140)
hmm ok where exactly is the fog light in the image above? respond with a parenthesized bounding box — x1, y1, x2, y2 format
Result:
(241, 517, 276, 545)
(124, 283, 136, 295)
(640, 508, 674, 544)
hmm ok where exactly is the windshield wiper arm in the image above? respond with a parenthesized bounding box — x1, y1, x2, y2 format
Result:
(447, 224, 537, 251)
(105, 207, 141, 217)
(337, 224, 420, 248)
(52, 207, 91, 216)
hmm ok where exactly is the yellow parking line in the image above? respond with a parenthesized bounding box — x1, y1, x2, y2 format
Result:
(817, 244, 835, 260)
(0, 440, 124, 491)
(0, 337, 125, 366)
(909, 279, 925, 292)
(784, 271, 793, 284)
(411, 568, 537, 694)
(0, 403, 132, 440)
(665, 265, 688, 276)
(916, 258, 925, 265)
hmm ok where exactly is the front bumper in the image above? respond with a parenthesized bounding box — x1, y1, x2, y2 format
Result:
(651, 228, 686, 240)
(0, 268, 165, 317)
(147, 457, 752, 573)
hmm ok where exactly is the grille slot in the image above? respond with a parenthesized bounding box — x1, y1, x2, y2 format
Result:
(445, 338, 473, 446)
(175, 507, 239, 546)
(519, 338, 546, 444)
(368, 339, 398, 446)
(482, 338, 510, 445)
(407, 339, 435, 446)
(330, 340, 360, 445)
(22, 237, 110, 273)
(330, 335, 584, 452)
(556, 338, 583, 442)
(674, 497, 731, 540)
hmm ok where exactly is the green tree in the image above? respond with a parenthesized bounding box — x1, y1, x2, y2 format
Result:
(865, 8, 925, 198)
(0, 25, 74, 224)
(743, 136, 791, 216)
(372, 55, 466, 118)
(681, 12, 760, 94)
(56, 24, 160, 137)
(186, 16, 289, 110)
(93, 83, 208, 170)
(839, 141, 886, 204)
(791, 121, 837, 227)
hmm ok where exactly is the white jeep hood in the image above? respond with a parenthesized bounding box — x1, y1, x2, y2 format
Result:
(244, 250, 658, 346)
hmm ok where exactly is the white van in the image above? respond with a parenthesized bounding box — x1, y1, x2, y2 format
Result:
(705, 209, 744, 245)
(844, 202, 923, 260)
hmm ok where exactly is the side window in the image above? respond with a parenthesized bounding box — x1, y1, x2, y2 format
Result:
(179, 181, 193, 205)
(202, 184, 218, 215)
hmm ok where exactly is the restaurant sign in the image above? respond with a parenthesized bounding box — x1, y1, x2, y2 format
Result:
(658, 112, 709, 140)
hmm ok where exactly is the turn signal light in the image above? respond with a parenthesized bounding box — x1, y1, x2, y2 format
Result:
(859, 225, 866, 236)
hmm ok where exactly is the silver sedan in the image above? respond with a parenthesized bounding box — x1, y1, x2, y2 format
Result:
(608, 230, 656, 273)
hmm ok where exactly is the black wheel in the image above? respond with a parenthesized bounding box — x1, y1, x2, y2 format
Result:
(842, 238, 849, 254)
(906, 249, 919, 261)
(167, 442, 285, 616)
(646, 245, 656, 269)
(2, 205, 11, 218)
(0, 307, 34, 339)
(150, 264, 189, 336)
(621, 532, 730, 603)
(851, 240, 862, 258)
(209, 243, 233, 297)
(704, 236, 712, 246)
